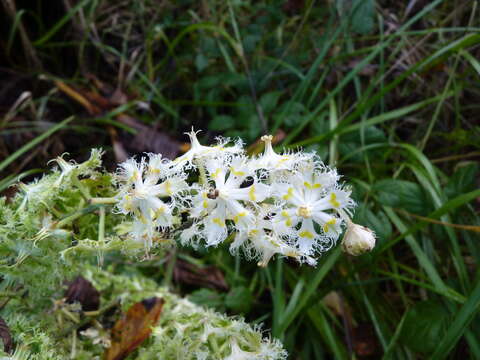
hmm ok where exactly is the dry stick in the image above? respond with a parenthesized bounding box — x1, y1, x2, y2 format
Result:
(431, 151, 480, 164)
(401, 210, 480, 233)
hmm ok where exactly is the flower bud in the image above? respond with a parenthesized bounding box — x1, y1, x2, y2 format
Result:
(341, 223, 376, 256)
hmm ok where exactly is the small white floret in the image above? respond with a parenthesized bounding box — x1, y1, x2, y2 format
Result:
(341, 222, 376, 256)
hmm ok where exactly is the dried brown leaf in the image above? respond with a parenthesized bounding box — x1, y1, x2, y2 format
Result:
(352, 323, 380, 358)
(104, 297, 164, 360)
(173, 258, 229, 291)
(55, 80, 102, 115)
(129, 126, 181, 160)
(0, 317, 13, 354)
(65, 276, 100, 312)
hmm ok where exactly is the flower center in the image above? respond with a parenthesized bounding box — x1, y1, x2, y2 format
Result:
(297, 205, 312, 218)
(207, 188, 220, 199)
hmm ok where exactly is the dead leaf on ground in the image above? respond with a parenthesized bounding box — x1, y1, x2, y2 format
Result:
(352, 323, 380, 358)
(55, 80, 102, 115)
(173, 258, 229, 291)
(0, 317, 13, 354)
(55, 78, 181, 160)
(65, 276, 100, 312)
(104, 297, 164, 360)
(129, 126, 181, 160)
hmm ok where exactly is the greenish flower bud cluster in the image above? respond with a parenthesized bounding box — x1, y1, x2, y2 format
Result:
(0, 266, 286, 359)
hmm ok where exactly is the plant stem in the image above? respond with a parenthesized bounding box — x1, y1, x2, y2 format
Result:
(98, 206, 105, 266)
(73, 176, 90, 200)
(90, 197, 117, 205)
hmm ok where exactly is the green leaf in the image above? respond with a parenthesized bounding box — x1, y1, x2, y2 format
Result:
(431, 280, 480, 359)
(354, 204, 392, 244)
(350, 0, 375, 34)
(274, 102, 306, 128)
(225, 286, 253, 313)
(399, 300, 449, 354)
(373, 179, 430, 214)
(260, 91, 283, 114)
(195, 53, 209, 72)
(445, 163, 479, 199)
(188, 289, 225, 311)
(341, 125, 387, 144)
(209, 115, 236, 131)
(0, 117, 73, 173)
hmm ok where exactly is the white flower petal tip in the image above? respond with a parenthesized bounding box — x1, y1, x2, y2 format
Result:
(341, 223, 376, 256)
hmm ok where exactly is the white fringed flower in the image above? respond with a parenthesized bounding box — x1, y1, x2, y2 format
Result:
(230, 206, 311, 267)
(173, 129, 244, 169)
(254, 135, 313, 172)
(110, 130, 359, 266)
(116, 154, 188, 248)
(272, 167, 353, 255)
(187, 156, 270, 246)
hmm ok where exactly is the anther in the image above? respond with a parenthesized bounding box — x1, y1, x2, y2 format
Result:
(207, 189, 220, 199)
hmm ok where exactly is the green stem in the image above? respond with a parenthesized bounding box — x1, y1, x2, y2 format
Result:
(98, 206, 106, 266)
(56, 207, 88, 228)
(163, 249, 177, 288)
(89, 197, 117, 205)
(72, 176, 90, 200)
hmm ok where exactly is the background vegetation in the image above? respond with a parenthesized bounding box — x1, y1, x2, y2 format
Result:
(1, 0, 480, 358)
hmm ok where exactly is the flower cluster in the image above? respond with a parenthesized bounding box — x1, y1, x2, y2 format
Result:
(115, 130, 373, 266)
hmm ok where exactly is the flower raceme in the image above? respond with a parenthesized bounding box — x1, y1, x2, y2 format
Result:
(113, 130, 375, 266)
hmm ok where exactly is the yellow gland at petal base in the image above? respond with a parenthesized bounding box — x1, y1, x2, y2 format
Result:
(322, 218, 337, 233)
(329, 192, 340, 208)
(212, 218, 225, 227)
(233, 212, 247, 223)
(304, 181, 321, 190)
(282, 187, 294, 200)
(229, 166, 246, 177)
(248, 186, 256, 201)
(281, 210, 293, 226)
(299, 231, 315, 239)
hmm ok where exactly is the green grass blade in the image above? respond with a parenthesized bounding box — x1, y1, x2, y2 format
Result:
(277, 247, 341, 334)
(383, 206, 449, 294)
(0, 169, 43, 192)
(379, 189, 480, 253)
(430, 279, 480, 359)
(33, 0, 91, 46)
(0, 117, 74, 173)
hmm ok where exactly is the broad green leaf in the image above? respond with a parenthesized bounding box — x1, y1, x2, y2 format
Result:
(260, 91, 283, 114)
(400, 300, 449, 354)
(195, 53, 209, 72)
(188, 289, 225, 311)
(445, 163, 479, 199)
(351, 0, 375, 34)
(431, 280, 480, 359)
(209, 115, 236, 131)
(373, 179, 430, 215)
(354, 204, 392, 244)
(225, 286, 253, 313)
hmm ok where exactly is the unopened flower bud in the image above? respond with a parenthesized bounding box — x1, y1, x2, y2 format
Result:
(341, 223, 376, 256)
